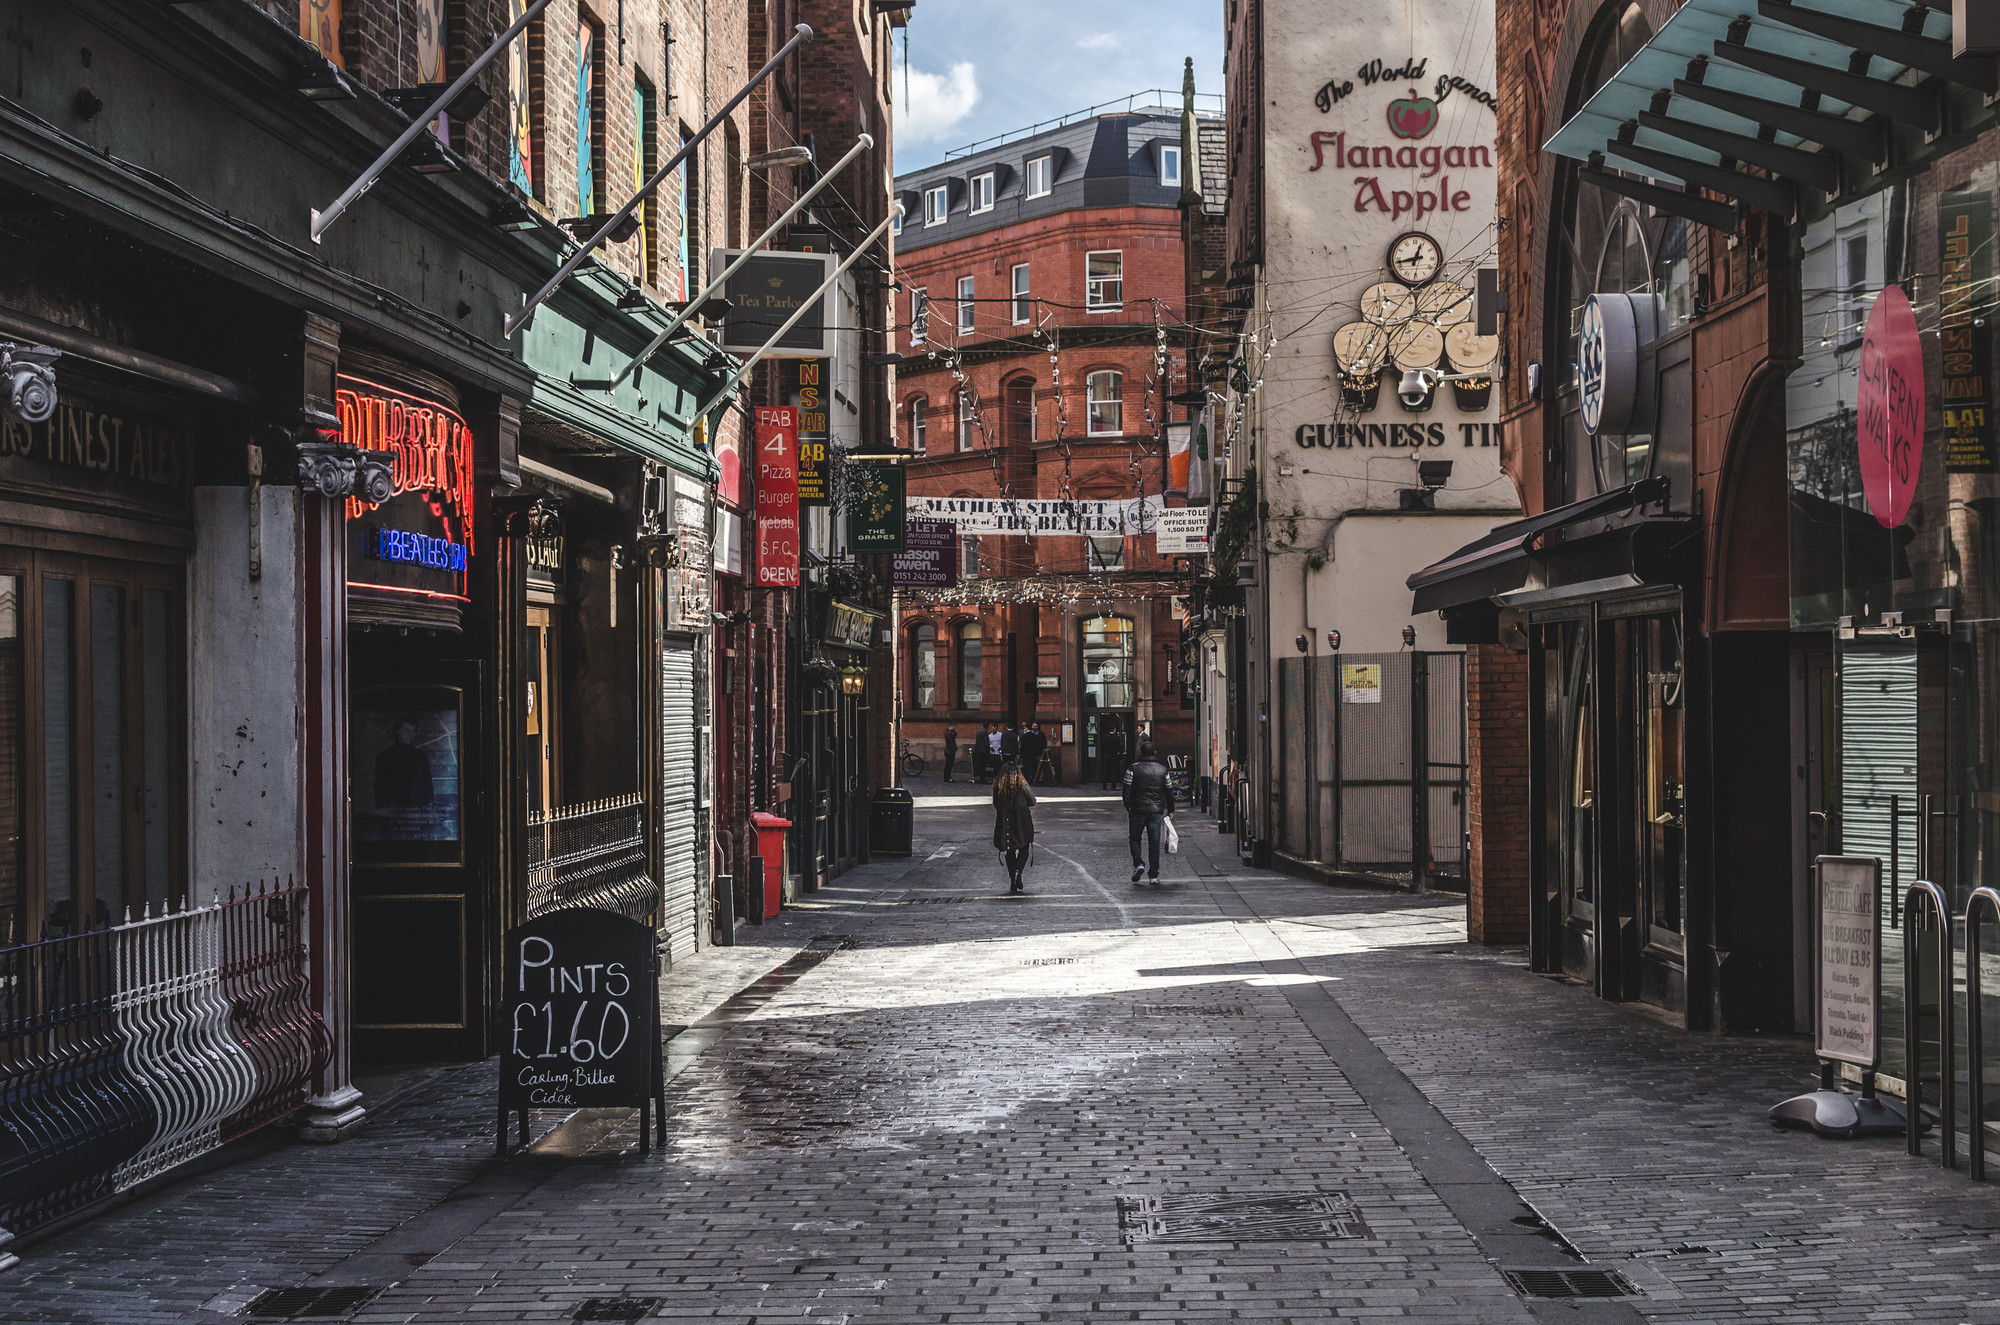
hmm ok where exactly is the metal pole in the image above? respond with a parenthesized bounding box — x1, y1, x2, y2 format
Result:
(505, 24, 815, 335)
(610, 135, 873, 391)
(695, 204, 903, 416)
(312, 0, 557, 243)
(1411, 652, 1430, 893)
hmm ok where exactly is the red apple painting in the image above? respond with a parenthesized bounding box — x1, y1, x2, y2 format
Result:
(1387, 88, 1439, 139)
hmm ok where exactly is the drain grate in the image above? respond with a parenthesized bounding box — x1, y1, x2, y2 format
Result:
(1117, 1191, 1371, 1243)
(1022, 957, 1081, 966)
(573, 1299, 662, 1321)
(1134, 1004, 1251, 1016)
(1503, 1268, 1635, 1299)
(806, 934, 860, 949)
(241, 1286, 384, 1319)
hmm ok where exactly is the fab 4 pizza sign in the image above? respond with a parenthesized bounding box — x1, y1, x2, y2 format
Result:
(1306, 55, 1494, 221)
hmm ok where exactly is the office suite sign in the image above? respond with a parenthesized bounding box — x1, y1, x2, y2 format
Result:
(339, 375, 476, 603)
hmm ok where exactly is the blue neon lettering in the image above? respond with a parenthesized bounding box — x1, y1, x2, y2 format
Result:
(369, 526, 467, 572)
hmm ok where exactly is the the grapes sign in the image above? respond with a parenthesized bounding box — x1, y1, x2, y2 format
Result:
(497, 907, 663, 1154)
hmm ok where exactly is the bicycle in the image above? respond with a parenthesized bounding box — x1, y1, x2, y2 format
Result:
(899, 739, 927, 777)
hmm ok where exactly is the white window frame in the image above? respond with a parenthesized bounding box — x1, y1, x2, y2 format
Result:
(1026, 155, 1052, 199)
(1159, 143, 1181, 188)
(910, 288, 928, 344)
(1086, 250, 1123, 311)
(957, 275, 976, 334)
(1087, 535, 1125, 572)
(891, 209, 903, 235)
(969, 171, 994, 214)
(957, 389, 977, 450)
(924, 184, 948, 226)
(1011, 263, 1031, 324)
(960, 533, 980, 577)
(910, 397, 926, 455)
(1086, 370, 1122, 436)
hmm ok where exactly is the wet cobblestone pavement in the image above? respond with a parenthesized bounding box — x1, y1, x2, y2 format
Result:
(7, 784, 2000, 1322)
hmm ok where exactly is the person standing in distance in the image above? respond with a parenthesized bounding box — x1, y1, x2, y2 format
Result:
(1123, 740, 1175, 885)
(1100, 723, 1128, 791)
(943, 722, 959, 783)
(1000, 721, 1021, 764)
(972, 722, 991, 784)
(992, 757, 1036, 894)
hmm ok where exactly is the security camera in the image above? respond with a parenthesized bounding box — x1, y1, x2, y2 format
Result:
(1398, 368, 1438, 408)
(0, 343, 60, 425)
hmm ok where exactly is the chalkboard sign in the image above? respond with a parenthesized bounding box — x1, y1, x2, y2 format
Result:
(498, 907, 663, 1154)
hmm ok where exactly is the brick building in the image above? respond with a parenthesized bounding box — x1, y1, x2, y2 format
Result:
(891, 101, 1219, 786)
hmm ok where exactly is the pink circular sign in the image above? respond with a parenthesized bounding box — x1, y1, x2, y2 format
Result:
(1856, 283, 1924, 530)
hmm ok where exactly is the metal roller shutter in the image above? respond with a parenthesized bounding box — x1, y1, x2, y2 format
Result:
(660, 643, 700, 963)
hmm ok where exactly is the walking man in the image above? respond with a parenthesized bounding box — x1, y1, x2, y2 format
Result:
(1100, 723, 1128, 791)
(943, 722, 959, 783)
(1123, 740, 1175, 885)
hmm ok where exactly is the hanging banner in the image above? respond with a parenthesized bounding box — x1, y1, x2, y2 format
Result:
(1941, 188, 1994, 474)
(1188, 406, 1213, 504)
(1166, 421, 1192, 493)
(753, 406, 800, 587)
(1856, 283, 1924, 529)
(847, 461, 907, 553)
(1155, 506, 1212, 554)
(892, 518, 958, 587)
(906, 494, 1166, 536)
(787, 358, 831, 503)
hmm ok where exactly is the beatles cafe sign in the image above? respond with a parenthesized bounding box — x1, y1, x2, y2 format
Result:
(907, 495, 1166, 536)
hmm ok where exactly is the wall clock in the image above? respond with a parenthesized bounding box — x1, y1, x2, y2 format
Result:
(1388, 231, 1443, 287)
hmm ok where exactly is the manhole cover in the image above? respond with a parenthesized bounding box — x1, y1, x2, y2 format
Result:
(1134, 1004, 1251, 1016)
(1117, 1191, 1372, 1243)
(574, 1300, 662, 1321)
(1503, 1268, 1635, 1299)
(241, 1286, 384, 1319)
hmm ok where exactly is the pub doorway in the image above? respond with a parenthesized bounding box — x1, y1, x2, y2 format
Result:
(1080, 615, 1135, 787)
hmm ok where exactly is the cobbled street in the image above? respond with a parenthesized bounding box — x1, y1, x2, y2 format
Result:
(6, 785, 1999, 1324)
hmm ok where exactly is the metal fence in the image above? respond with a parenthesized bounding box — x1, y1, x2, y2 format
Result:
(1275, 652, 1467, 889)
(526, 794, 657, 922)
(0, 880, 328, 1238)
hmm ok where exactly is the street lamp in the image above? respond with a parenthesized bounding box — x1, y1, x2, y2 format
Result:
(840, 664, 868, 696)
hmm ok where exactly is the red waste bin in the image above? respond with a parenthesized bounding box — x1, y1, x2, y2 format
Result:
(750, 812, 792, 918)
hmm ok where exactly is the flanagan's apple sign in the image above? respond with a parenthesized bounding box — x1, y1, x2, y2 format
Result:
(1387, 88, 1439, 139)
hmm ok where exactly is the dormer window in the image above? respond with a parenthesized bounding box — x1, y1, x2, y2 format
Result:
(1159, 143, 1181, 188)
(969, 171, 995, 214)
(1026, 155, 1052, 199)
(924, 184, 948, 226)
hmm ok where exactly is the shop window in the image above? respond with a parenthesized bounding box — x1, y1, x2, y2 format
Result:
(1088, 535, 1124, 572)
(1082, 615, 1134, 710)
(957, 622, 983, 709)
(1086, 251, 1122, 310)
(912, 623, 936, 709)
(1086, 370, 1123, 435)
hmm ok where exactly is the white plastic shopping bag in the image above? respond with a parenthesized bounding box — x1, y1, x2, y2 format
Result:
(1165, 816, 1180, 854)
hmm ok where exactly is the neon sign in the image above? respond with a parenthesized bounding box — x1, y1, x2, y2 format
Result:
(339, 374, 476, 603)
(368, 525, 468, 572)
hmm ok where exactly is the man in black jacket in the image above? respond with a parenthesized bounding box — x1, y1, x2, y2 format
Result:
(1000, 722, 1021, 762)
(1020, 722, 1048, 784)
(1122, 740, 1175, 884)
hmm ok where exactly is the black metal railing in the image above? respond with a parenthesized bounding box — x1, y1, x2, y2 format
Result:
(525, 794, 657, 921)
(0, 879, 328, 1239)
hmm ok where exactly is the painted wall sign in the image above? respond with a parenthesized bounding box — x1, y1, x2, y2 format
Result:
(891, 518, 958, 587)
(1155, 506, 1212, 554)
(1814, 856, 1879, 1068)
(339, 375, 476, 603)
(753, 406, 800, 587)
(1856, 283, 1925, 529)
(1941, 190, 1994, 473)
(0, 390, 189, 512)
(786, 359, 831, 503)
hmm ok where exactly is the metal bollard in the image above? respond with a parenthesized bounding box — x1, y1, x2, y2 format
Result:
(713, 873, 735, 946)
(746, 854, 765, 925)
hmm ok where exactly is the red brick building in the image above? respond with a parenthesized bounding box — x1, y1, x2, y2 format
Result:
(891, 103, 1218, 784)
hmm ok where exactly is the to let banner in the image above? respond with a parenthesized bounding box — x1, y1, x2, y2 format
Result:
(892, 518, 959, 587)
(754, 407, 800, 586)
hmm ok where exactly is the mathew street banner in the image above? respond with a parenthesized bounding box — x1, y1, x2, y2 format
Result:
(907, 495, 1166, 536)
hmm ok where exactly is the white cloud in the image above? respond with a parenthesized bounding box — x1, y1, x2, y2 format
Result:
(1078, 32, 1118, 49)
(900, 61, 980, 146)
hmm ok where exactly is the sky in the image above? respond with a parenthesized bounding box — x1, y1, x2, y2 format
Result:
(889, 1, 1225, 175)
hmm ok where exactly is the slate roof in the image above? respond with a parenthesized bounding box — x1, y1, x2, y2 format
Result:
(1197, 120, 1227, 218)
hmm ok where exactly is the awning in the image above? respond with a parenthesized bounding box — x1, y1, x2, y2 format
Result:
(1407, 476, 1667, 614)
(1543, 0, 1982, 229)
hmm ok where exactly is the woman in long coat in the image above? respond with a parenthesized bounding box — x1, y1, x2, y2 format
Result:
(992, 758, 1036, 894)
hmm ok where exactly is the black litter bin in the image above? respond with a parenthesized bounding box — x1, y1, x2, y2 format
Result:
(871, 786, 913, 856)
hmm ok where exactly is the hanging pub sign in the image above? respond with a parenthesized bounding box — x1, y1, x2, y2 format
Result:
(340, 374, 476, 604)
(0, 384, 190, 517)
(1857, 284, 1925, 529)
(846, 460, 906, 553)
(824, 599, 878, 649)
(753, 406, 800, 587)
(1941, 188, 1994, 473)
(713, 249, 836, 358)
(892, 518, 958, 587)
(786, 358, 831, 504)
(498, 907, 664, 1154)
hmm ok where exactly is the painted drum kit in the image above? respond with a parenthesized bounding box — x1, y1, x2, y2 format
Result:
(1334, 279, 1497, 412)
